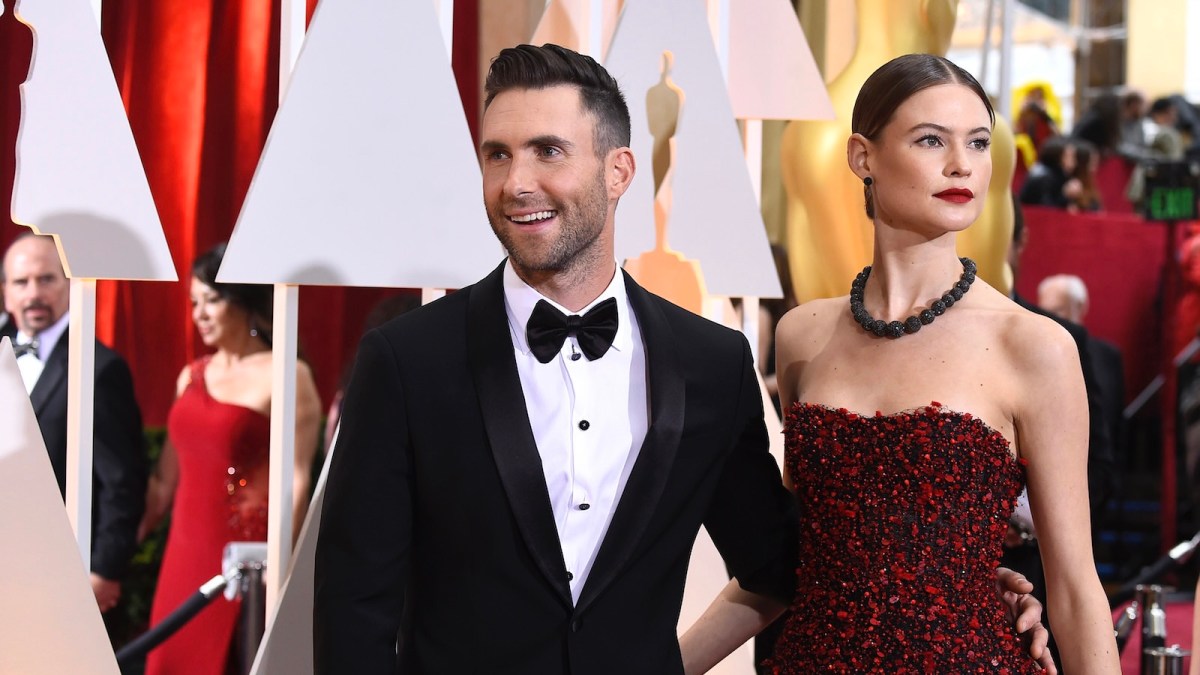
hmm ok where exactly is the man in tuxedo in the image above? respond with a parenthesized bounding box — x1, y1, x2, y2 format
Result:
(1007, 212, 1116, 518)
(1037, 274, 1124, 456)
(2, 233, 146, 615)
(314, 45, 1052, 675)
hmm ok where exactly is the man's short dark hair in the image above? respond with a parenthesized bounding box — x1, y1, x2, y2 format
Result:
(1150, 97, 1176, 117)
(483, 43, 631, 157)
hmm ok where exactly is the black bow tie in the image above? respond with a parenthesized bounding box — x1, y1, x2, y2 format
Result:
(12, 338, 39, 360)
(526, 297, 619, 364)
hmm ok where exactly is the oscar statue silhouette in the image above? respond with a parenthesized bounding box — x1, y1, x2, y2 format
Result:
(624, 50, 707, 316)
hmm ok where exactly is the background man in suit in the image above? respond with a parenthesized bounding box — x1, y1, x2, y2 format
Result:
(1005, 203, 1116, 671)
(2, 233, 146, 616)
(314, 44, 1051, 674)
(1037, 274, 1124, 456)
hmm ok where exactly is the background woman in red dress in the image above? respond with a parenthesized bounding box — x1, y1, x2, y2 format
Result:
(139, 243, 320, 674)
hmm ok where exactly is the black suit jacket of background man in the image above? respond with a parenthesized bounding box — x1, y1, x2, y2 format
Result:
(1013, 294, 1116, 513)
(314, 262, 798, 675)
(30, 331, 147, 581)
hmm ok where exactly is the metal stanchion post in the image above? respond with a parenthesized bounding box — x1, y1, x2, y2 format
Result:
(1143, 645, 1189, 674)
(1139, 585, 1167, 674)
(237, 561, 266, 675)
(222, 542, 269, 675)
(1115, 599, 1140, 653)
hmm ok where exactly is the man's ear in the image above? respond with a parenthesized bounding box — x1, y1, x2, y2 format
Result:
(846, 133, 873, 182)
(608, 147, 636, 200)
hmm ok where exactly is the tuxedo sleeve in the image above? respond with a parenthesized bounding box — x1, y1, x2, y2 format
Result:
(314, 329, 412, 675)
(89, 350, 147, 580)
(703, 338, 798, 605)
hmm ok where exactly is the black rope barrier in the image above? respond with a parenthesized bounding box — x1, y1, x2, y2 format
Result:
(115, 574, 228, 670)
(1108, 529, 1200, 609)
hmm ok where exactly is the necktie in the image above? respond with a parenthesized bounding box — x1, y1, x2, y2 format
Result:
(12, 337, 39, 360)
(526, 297, 619, 364)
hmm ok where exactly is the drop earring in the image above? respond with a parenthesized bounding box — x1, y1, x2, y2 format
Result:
(863, 176, 873, 187)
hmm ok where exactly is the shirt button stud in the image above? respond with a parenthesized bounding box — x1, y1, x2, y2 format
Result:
(578, 420, 590, 430)
(567, 571, 574, 581)
(579, 503, 590, 511)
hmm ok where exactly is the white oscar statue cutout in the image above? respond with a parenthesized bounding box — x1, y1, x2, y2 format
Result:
(4, 3, 175, 670)
(0, 339, 121, 674)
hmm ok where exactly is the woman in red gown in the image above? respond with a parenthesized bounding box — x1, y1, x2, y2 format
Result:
(679, 55, 1117, 674)
(140, 243, 320, 674)
(759, 54, 1118, 674)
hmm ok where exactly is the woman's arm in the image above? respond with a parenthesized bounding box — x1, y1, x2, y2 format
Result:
(679, 578, 787, 675)
(1015, 321, 1119, 673)
(774, 306, 813, 491)
(291, 361, 322, 544)
(138, 439, 179, 542)
(137, 365, 190, 542)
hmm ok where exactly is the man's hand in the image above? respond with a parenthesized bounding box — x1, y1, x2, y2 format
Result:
(995, 567, 1057, 674)
(90, 573, 121, 614)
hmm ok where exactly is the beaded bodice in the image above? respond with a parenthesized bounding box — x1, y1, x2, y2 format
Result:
(766, 402, 1043, 674)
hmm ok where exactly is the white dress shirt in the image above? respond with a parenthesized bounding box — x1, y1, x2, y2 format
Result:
(503, 262, 649, 604)
(15, 311, 69, 394)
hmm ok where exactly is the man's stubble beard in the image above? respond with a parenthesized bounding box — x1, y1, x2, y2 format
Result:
(487, 168, 610, 279)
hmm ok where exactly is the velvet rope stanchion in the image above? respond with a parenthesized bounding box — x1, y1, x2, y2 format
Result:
(1108, 529, 1200, 610)
(116, 541, 269, 670)
(114, 574, 228, 669)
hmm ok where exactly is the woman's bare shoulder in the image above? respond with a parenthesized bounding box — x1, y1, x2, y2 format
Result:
(993, 299, 1080, 375)
(174, 363, 192, 397)
(776, 296, 846, 358)
(777, 296, 845, 337)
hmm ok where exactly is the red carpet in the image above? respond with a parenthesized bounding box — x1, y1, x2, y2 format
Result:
(1113, 598, 1193, 672)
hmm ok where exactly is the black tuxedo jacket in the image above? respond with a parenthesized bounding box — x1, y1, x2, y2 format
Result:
(30, 332, 147, 580)
(314, 263, 797, 675)
(1086, 337, 1124, 453)
(1013, 294, 1115, 514)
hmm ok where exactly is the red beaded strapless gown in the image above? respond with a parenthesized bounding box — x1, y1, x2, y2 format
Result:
(146, 358, 270, 675)
(766, 402, 1044, 674)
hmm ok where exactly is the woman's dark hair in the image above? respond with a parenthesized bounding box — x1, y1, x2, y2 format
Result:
(1071, 92, 1121, 152)
(191, 242, 273, 343)
(484, 43, 631, 157)
(1035, 135, 1069, 173)
(1067, 138, 1102, 211)
(852, 54, 995, 219)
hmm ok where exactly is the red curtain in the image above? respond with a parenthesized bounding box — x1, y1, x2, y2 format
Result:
(2, 1, 479, 426)
(1015, 206, 1170, 403)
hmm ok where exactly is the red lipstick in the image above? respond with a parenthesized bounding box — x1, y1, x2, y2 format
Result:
(934, 188, 973, 203)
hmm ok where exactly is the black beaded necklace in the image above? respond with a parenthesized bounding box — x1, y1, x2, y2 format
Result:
(850, 257, 977, 339)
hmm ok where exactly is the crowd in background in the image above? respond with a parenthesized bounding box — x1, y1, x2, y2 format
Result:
(1017, 84, 1197, 213)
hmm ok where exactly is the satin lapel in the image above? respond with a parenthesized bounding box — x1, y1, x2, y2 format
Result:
(576, 272, 685, 614)
(29, 330, 68, 415)
(467, 261, 572, 607)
